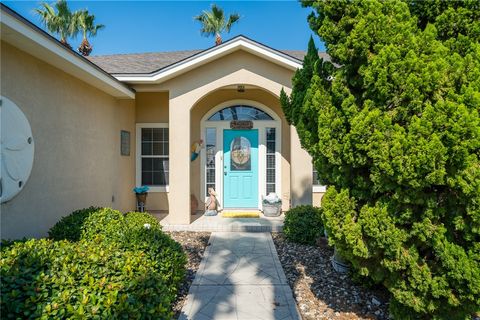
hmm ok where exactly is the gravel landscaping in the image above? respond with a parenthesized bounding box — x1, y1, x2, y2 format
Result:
(166, 231, 211, 318)
(272, 233, 390, 320)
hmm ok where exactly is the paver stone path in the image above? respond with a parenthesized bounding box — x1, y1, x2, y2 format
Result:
(179, 232, 301, 320)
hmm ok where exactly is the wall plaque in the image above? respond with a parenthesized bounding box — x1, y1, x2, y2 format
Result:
(120, 130, 130, 156)
(230, 120, 253, 130)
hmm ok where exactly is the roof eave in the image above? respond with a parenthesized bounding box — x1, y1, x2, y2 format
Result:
(114, 36, 303, 84)
(1, 4, 135, 99)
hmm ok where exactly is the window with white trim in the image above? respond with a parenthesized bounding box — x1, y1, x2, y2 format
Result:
(313, 165, 326, 192)
(205, 128, 216, 196)
(266, 128, 276, 194)
(140, 127, 169, 186)
(207, 105, 274, 121)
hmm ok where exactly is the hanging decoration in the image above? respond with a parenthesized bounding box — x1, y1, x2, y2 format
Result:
(190, 139, 203, 161)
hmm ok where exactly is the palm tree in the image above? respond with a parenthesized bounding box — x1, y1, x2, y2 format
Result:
(76, 10, 105, 56)
(194, 4, 240, 46)
(35, 0, 78, 48)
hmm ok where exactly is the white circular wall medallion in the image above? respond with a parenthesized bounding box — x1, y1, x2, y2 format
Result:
(1, 96, 34, 203)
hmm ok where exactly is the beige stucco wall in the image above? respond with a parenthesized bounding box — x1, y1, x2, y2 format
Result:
(290, 127, 313, 206)
(132, 50, 299, 223)
(135, 92, 170, 211)
(0, 42, 136, 239)
(313, 192, 325, 207)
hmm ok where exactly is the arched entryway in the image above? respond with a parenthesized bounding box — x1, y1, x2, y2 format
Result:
(199, 100, 282, 210)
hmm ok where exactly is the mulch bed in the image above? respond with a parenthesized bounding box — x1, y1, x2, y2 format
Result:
(166, 231, 211, 318)
(272, 233, 390, 320)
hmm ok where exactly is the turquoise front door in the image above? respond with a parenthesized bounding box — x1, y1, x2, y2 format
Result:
(223, 129, 258, 208)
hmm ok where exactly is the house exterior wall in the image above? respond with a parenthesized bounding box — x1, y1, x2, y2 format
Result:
(131, 50, 311, 223)
(0, 42, 136, 239)
(290, 127, 313, 206)
(313, 192, 324, 206)
(135, 92, 170, 211)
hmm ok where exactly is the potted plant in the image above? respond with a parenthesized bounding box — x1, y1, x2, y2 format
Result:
(331, 247, 350, 273)
(323, 228, 350, 273)
(262, 193, 282, 217)
(133, 185, 149, 212)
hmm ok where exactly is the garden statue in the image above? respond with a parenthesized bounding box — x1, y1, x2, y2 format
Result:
(204, 187, 219, 216)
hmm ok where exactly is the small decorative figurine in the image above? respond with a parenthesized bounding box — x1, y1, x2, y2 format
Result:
(204, 187, 220, 216)
(191, 139, 203, 161)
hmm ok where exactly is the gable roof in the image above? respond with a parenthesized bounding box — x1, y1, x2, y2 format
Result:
(88, 48, 329, 75)
(93, 35, 326, 84)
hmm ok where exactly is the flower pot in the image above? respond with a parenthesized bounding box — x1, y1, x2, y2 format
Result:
(331, 247, 350, 273)
(136, 193, 147, 203)
(262, 202, 282, 217)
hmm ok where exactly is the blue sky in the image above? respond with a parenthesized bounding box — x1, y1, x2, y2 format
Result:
(4, 0, 326, 56)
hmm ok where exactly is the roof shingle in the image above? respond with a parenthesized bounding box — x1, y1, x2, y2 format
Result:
(87, 49, 330, 74)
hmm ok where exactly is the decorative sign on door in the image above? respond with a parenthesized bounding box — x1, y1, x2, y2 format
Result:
(230, 120, 253, 130)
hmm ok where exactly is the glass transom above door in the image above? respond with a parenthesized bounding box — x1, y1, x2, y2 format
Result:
(223, 129, 258, 208)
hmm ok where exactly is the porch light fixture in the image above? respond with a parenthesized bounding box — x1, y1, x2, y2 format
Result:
(237, 85, 245, 93)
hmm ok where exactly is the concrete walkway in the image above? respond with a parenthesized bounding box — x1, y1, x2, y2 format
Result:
(155, 212, 285, 232)
(179, 232, 301, 320)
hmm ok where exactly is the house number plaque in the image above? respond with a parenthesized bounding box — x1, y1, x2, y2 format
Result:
(230, 120, 253, 130)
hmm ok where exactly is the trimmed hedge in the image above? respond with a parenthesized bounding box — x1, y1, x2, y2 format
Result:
(1, 207, 187, 319)
(48, 207, 100, 241)
(283, 205, 324, 245)
(0, 239, 173, 319)
(81, 209, 187, 296)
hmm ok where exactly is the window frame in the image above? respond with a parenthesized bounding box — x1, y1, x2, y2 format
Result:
(136, 123, 169, 192)
(265, 127, 276, 195)
(205, 127, 217, 197)
(207, 105, 274, 121)
(312, 167, 326, 193)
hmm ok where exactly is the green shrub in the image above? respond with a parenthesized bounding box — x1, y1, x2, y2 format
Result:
(0, 239, 174, 319)
(124, 211, 162, 230)
(48, 207, 101, 241)
(81, 209, 187, 301)
(80, 207, 126, 242)
(283, 1, 480, 317)
(283, 205, 324, 245)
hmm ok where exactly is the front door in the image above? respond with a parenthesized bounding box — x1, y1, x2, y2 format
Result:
(223, 129, 258, 208)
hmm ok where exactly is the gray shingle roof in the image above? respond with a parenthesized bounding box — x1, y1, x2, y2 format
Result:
(87, 49, 330, 75)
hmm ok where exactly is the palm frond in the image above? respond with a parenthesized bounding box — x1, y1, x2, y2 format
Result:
(225, 13, 240, 33)
(194, 4, 240, 44)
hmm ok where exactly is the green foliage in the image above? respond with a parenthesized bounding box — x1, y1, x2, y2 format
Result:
(124, 211, 162, 230)
(35, 0, 77, 45)
(35, 0, 104, 55)
(80, 207, 127, 242)
(194, 4, 240, 45)
(286, 0, 480, 318)
(283, 205, 324, 245)
(31, 207, 187, 319)
(0, 239, 173, 319)
(48, 206, 100, 241)
(81, 209, 187, 300)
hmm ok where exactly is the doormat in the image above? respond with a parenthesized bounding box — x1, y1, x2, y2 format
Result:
(222, 211, 260, 218)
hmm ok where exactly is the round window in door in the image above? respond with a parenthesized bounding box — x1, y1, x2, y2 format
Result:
(230, 136, 251, 171)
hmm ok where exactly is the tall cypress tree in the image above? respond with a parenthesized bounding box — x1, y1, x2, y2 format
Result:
(280, 36, 320, 126)
(288, 0, 480, 318)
